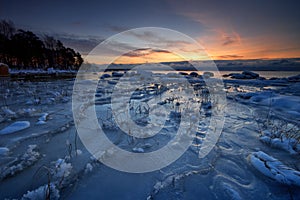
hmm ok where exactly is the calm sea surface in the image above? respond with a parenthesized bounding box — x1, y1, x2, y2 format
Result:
(148, 71, 300, 78)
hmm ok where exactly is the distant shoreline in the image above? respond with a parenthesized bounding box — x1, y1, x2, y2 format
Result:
(5, 69, 300, 81)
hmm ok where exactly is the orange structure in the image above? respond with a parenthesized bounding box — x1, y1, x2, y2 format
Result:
(0, 63, 9, 77)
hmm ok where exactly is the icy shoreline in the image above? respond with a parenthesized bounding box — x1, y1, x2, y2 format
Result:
(0, 71, 300, 199)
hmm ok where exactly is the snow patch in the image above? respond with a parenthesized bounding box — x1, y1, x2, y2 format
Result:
(0, 121, 30, 135)
(76, 149, 82, 155)
(84, 163, 93, 174)
(132, 147, 144, 153)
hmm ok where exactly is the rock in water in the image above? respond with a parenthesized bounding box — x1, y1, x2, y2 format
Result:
(0, 121, 30, 135)
(203, 71, 214, 78)
(242, 71, 259, 78)
(189, 72, 198, 77)
(112, 71, 123, 77)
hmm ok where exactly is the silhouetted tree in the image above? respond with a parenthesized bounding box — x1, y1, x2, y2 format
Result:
(0, 20, 15, 39)
(0, 19, 83, 70)
(10, 30, 45, 68)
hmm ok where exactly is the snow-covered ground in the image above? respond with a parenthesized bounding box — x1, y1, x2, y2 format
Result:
(0, 71, 300, 199)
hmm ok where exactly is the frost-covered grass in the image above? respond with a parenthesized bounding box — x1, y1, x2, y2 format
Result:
(22, 183, 60, 200)
(227, 81, 300, 154)
(0, 145, 40, 180)
(256, 117, 300, 154)
(22, 158, 73, 200)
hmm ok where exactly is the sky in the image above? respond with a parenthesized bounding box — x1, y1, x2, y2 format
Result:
(1, 0, 300, 64)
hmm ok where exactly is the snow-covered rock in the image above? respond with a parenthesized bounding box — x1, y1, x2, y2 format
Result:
(53, 158, 73, 179)
(76, 149, 82, 155)
(1, 106, 16, 116)
(250, 151, 300, 186)
(22, 183, 60, 200)
(38, 113, 49, 121)
(260, 136, 299, 154)
(0, 147, 9, 156)
(36, 113, 49, 125)
(0, 121, 30, 135)
(36, 120, 46, 125)
(132, 147, 144, 153)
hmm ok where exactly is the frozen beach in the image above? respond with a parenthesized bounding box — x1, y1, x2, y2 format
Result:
(0, 71, 300, 200)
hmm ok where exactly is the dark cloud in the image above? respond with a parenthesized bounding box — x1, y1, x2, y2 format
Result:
(152, 49, 170, 53)
(218, 55, 244, 59)
(106, 24, 130, 32)
(128, 30, 191, 49)
(123, 48, 151, 57)
(123, 48, 171, 58)
(222, 32, 241, 46)
(52, 33, 104, 55)
(222, 36, 237, 46)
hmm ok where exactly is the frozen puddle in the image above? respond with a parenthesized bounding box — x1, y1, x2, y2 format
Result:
(0, 121, 30, 135)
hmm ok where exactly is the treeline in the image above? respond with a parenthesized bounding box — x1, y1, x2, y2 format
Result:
(0, 20, 83, 70)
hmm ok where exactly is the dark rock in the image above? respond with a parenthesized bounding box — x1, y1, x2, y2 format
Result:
(237, 93, 256, 99)
(257, 77, 266, 80)
(230, 73, 247, 79)
(287, 74, 300, 82)
(203, 71, 214, 78)
(179, 72, 188, 76)
(112, 72, 123, 77)
(189, 72, 198, 77)
(242, 71, 259, 78)
(100, 73, 111, 79)
(228, 71, 259, 79)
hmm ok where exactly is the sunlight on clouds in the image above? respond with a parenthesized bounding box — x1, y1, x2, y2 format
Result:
(88, 49, 210, 64)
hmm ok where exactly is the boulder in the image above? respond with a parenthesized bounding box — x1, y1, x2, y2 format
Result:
(203, 71, 214, 78)
(100, 73, 111, 79)
(229, 73, 247, 79)
(242, 71, 259, 78)
(189, 72, 198, 77)
(179, 72, 188, 76)
(228, 71, 259, 79)
(287, 74, 300, 82)
(112, 71, 123, 77)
